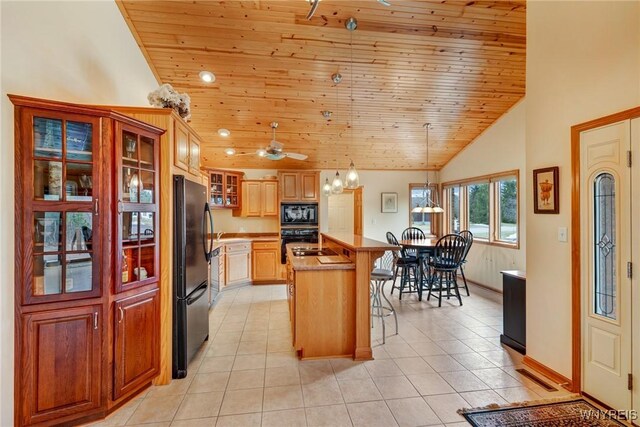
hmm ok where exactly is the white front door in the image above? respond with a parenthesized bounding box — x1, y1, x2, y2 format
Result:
(328, 192, 354, 235)
(580, 120, 632, 410)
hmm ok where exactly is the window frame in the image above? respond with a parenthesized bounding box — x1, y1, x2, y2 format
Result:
(408, 183, 439, 237)
(442, 170, 520, 249)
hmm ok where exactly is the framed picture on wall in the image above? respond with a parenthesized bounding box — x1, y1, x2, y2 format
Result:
(381, 192, 398, 213)
(533, 166, 559, 214)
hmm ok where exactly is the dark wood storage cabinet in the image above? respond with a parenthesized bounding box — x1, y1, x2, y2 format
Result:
(11, 95, 164, 426)
(500, 270, 526, 354)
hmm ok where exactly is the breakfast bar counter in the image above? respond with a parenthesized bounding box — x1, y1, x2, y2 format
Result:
(286, 233, 398, 361)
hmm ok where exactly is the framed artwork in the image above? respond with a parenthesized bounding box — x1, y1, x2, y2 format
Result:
(381, 192, 398, 213)
(533, 166, 559, 214)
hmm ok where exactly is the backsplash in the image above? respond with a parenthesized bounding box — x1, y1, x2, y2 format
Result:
(212, 209, 279, 233)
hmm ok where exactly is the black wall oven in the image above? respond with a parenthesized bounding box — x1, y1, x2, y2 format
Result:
(280, 203, 318, 227)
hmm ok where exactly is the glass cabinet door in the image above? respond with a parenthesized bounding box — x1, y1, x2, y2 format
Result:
(210, 172, 224, 207)
(116, 123, 159, 292)
(26, 112, 101, 304)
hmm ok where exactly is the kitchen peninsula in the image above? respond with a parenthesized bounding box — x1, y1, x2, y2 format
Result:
(286, 233, 398, 361)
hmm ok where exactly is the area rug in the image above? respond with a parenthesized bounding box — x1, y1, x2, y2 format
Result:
(460, 399, 625, 426)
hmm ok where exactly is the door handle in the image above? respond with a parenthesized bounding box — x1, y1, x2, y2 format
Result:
(93, 312, 98, 330)
(94, 198, 99, 216)
(186, 285, 208, 305)
(117, 199, 123, 214)
(206, 203, 214, 259)
(118, 307, 124, 323)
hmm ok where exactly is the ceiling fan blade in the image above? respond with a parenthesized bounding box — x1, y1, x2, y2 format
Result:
(284, 152, 308, 160)
(378, 0, 391, 6)
(306, 0, 320, 20)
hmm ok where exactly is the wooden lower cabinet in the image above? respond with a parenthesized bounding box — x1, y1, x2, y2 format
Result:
(252, 241, 279, 282)
(113, 289, 160, 399)
(19, 305, 103, 426)
(226, 242, 251, 286)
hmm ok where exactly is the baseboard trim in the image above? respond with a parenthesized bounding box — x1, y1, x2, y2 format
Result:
(467, 278, 502, 294)
(523, 355, 573, 392)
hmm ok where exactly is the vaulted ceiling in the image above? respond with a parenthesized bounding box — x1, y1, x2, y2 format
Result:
(118, 0, 526, 170)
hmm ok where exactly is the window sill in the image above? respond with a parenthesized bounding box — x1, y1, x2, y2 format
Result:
(474, 240, 520, 250)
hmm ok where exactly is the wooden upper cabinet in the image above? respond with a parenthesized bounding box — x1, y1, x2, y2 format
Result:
(208, 170, 244, 209)
(280, 172, 299, 201)
(113, 289, 159, 400)
(174, 121, 190, 171)
(262, 181, 278, 216)
(243, 181, 262, 217)
(20, 305, 102, 426)
(278, 171, 319, 202)
(236, 180, 278, 217)
(300, 172, 319, 201)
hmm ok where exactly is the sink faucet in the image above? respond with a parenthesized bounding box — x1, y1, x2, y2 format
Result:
(216, 231, 224, 241)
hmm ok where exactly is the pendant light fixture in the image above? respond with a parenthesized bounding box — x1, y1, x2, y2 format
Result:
(331, 72, 344, 195)
(412, 123, 444, 214)
(345, 17, 360, 190)
(322, 177, 332, 196)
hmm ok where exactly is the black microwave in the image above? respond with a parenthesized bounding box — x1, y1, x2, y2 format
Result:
(281, 203, 318, 226)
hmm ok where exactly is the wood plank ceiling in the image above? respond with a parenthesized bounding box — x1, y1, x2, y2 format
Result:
(118, 0, 526, 171)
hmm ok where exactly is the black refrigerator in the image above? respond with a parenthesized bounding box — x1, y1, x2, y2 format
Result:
(173, 175, 214, 379)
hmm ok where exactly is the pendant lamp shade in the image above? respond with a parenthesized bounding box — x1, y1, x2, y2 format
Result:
(322, 177, 332, 196)
(345, 159, 359, 189)
(331, 171, 344, 194)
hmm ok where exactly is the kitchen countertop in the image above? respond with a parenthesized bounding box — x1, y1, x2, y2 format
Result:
(321, 233, 399, 252)
(286, 243, 355, 271)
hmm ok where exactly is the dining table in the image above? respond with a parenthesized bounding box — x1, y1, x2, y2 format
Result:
(399, 238, 438, 301)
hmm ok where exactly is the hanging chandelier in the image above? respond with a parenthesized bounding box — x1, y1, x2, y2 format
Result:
(412, 123, 444, 214)
(344, 18, 360, 190)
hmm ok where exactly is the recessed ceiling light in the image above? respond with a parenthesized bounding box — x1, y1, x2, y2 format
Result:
(257, 149, 267, 157)
(218, 128, 231, 137)
(224, 148, 236, 156)
(199, 71, 215, 83)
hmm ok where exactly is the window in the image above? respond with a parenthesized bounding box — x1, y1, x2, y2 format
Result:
(593, 172, 616, 320)
(467, 183, 490, 240)
(443, 170, 519, 247)
(409, 184, 437, 236)
(449, 186, 461, 234)
(497, 177, 518, 243)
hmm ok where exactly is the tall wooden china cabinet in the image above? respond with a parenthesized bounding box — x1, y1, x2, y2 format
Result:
(11, 95, 164, 426)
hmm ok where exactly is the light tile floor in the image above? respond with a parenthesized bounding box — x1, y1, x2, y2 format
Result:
(90, 283, 575, 426)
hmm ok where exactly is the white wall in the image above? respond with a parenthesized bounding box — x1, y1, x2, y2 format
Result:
(526, 0, 640, 379)
(0, 1, 158, 424)
(319, 170, 432, 242)
(439, 100, 526, 291)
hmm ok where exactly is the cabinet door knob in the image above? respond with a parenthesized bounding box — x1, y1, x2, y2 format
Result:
(118, 307, 124, 323)
(93, 312, 99, 330)
(94, 198, 99, 216)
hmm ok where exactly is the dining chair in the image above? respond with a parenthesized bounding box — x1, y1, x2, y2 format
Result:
(401, 227, 425, 258)
(427, 234, 467, 307)
(458, 230, 474, 296)
(370, 250, 398, 344)
(386, 231, 419, 299)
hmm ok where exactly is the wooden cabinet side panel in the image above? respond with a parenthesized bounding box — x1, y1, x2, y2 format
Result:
(174, 121, 190, 171)
(294, 270, 355, 358)
(188, 134, 201, 175)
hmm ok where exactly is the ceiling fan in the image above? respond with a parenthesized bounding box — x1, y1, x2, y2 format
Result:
(231, 122, 307, 161)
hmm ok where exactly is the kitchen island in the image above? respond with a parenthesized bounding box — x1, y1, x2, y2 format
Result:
(286, 233, 398, 360)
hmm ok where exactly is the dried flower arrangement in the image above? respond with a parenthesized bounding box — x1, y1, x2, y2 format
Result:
(147, 83, 191, 120)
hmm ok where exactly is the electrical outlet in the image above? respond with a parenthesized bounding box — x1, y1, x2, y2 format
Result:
(558, 227, 568, 242)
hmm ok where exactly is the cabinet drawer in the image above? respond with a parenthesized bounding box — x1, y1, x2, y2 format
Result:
(253, 241, 278, 250)
(226, 242, 251, 253)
